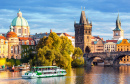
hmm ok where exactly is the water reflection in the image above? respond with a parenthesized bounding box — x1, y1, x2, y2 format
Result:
(1, 66, 130, 84)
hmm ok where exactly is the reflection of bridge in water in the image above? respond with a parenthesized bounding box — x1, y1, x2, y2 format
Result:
(84, 51, 130, 67)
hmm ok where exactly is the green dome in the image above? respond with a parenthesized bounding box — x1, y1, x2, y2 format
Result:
(11, 17, 29, 27)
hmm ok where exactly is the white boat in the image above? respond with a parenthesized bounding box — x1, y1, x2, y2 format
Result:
(22, 66, 67, 79)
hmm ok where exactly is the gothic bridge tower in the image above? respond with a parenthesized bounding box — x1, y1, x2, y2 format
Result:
(74, 11, 92, 53)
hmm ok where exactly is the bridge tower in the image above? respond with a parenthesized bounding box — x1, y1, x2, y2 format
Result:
(74, 10, 92, 53)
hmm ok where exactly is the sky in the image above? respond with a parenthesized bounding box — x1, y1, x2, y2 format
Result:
(0, 0, 130, 40)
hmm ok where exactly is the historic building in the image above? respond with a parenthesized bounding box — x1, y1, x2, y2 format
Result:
(0, 10, 35, 59)
(74, 11, 92, 53)
(0, 35, 8, 58)
(113, 14, 124, 40)
(6, 28, 20, 59)
(91, 39, 104, 53)
(11, 9, 30, 37)
(104, 40, 117, 52)
(117, 39, 130, 64)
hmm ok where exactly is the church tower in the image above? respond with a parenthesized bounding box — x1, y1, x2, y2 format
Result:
(113, 14, 124, 40)
(74, 11, 92, 53)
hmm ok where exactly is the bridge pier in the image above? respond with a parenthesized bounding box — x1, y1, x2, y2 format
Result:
(104, 59, 113, 67)
(84, 57, 92, 66)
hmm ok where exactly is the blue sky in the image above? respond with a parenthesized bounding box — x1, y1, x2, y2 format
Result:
(0, 0, 130, 40)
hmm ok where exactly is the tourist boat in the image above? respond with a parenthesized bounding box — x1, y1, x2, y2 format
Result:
(22, 66, 67, 79)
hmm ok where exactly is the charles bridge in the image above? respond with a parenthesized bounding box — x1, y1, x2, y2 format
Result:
(84, 51, 130, 67)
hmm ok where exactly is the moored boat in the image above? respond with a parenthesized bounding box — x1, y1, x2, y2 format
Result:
(22, 66, 67, 79)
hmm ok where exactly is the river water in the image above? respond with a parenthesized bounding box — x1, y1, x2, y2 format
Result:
(0, 66, 130, 84)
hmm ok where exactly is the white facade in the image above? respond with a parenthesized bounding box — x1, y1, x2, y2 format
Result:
(104, 42, 117, 52)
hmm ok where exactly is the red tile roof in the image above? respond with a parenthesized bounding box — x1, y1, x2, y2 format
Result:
(0, 35, 6, 40)
(19, 37, 33, 41)
(106, 40, 118, 43)
(72, 36, 75, 39)
(6, 32, 17, 38)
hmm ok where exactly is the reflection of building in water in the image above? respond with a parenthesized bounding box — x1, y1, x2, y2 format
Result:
(84, 66, 104, 84)
(119, 66, 130, 84)
(117, 39, 130, 64)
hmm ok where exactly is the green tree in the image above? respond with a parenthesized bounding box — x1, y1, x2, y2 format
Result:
(35, 32, 74, 68)
(15, 59, 21, 66)
(72, 47, 84, 67)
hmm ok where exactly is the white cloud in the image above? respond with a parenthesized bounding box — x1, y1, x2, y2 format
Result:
(0, 8, 130, 41)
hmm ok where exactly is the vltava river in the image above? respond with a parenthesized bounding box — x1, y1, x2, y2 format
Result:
(0, 66, 130, 84)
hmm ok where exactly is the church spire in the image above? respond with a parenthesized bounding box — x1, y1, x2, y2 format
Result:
(79, 11, 87, 24)
(116, 13, 121, 30)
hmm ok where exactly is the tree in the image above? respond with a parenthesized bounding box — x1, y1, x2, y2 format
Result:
(35, 32, 74, 68)
(15, 59, 21, 66)
(72, 47, 84, 67)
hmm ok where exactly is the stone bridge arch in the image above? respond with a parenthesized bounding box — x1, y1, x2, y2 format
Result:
(113, 54, 128, 67)
(85, 56, 104, 66)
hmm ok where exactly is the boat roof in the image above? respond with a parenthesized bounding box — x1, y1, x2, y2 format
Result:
(32, 66, 58, 68)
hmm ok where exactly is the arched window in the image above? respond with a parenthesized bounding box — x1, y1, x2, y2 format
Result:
(18, 29, 21, 33)
(121, 49, 122, 51)
(116, 33, 118, 36)
(25, 29, 27, 33)
(11, 46, 13, 53)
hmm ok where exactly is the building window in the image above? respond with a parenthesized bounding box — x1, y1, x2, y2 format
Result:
(22, 41, 24, 45)
(16, 56, 17, 59)
(3, 56, 5, 58)
(121, 49, 122, 51)
(86, 31, 87, 33)
(31, 41, 34, 45)
(11, 56, 13, 58)
(18, 29, 21, 33)
(116, 33, 118, 36)
(15, 46, 17, 54)
(27, 41, 29, 45)
(25, 29, 27, 33)
(11, 46, 13, 53)
(0, 56, 1, 58)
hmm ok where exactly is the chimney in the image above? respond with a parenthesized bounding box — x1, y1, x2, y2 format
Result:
(50, 29, 52, 33)
(46, 32, 47, 35)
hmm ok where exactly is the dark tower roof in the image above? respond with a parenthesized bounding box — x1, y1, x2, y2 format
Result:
(113, 14, 122, 31)
(79, 11, 88, 24)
